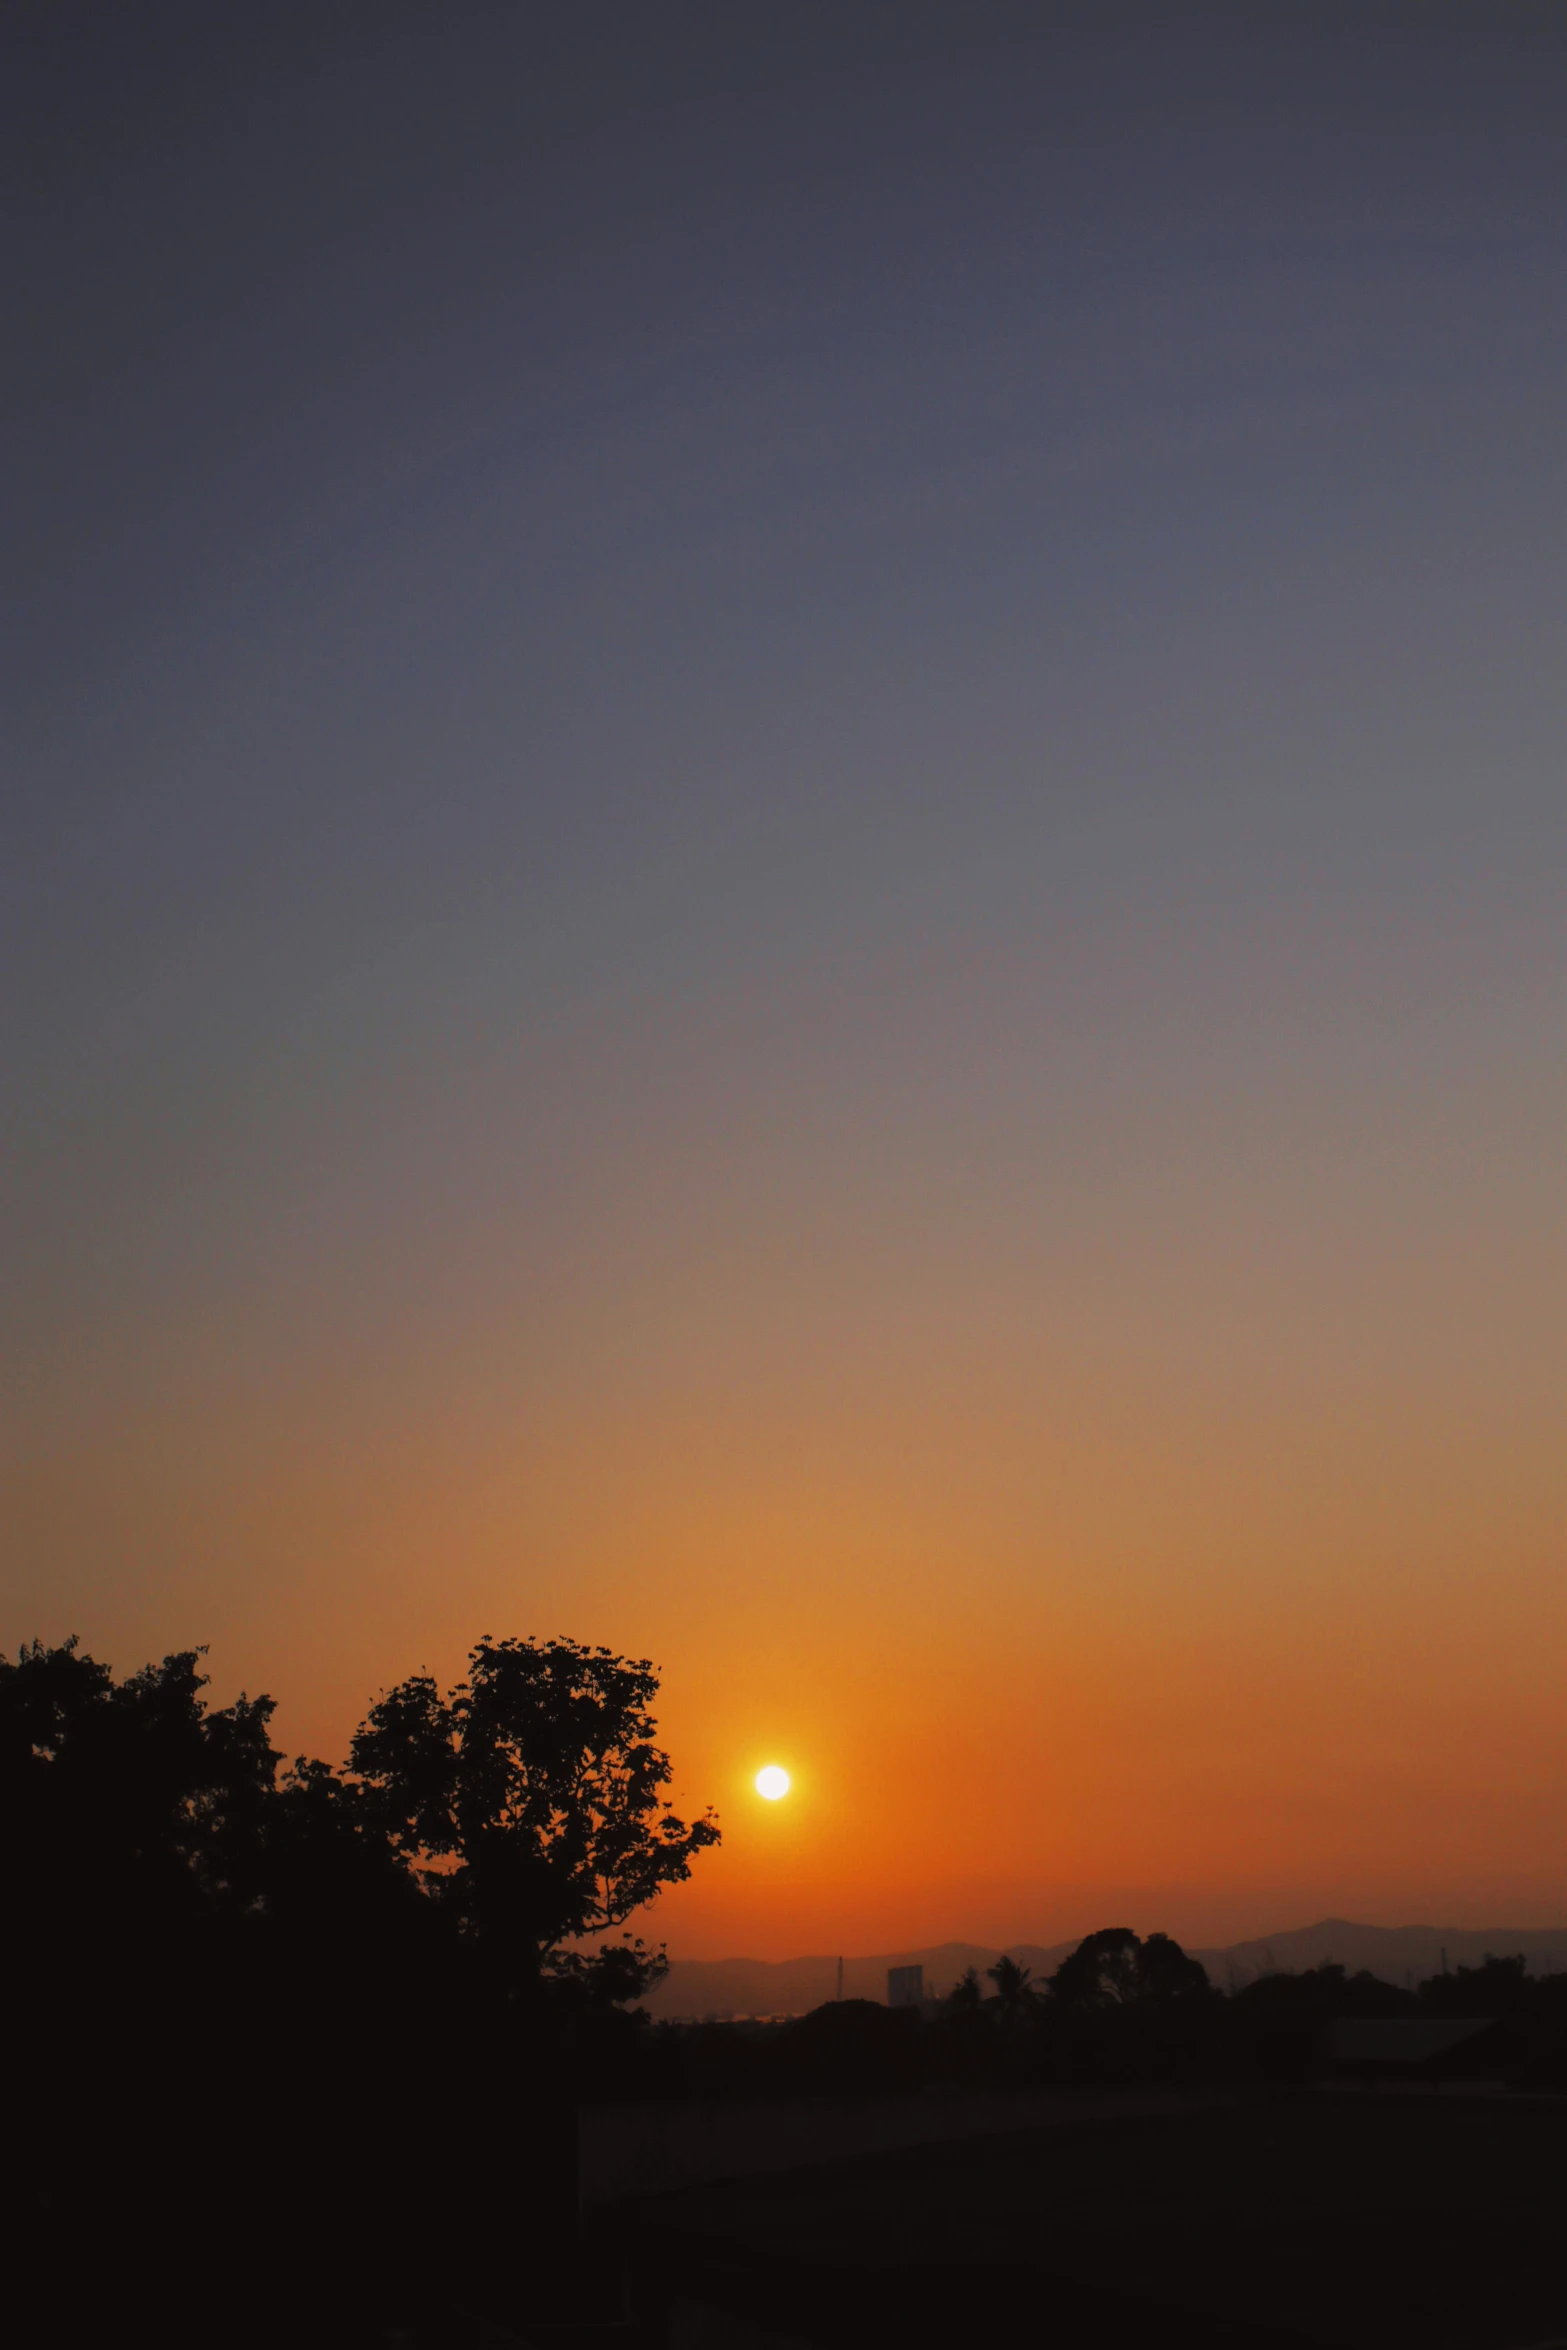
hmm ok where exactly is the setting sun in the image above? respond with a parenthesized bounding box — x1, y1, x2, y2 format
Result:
(755, 1765, 791, 1801)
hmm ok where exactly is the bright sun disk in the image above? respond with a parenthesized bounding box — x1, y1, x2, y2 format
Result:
(755, 1765, 790, 1801)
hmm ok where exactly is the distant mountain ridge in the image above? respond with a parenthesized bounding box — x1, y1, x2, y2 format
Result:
(639, 1917, 1567, 2019)
(1189, 1917, 1567, 1991)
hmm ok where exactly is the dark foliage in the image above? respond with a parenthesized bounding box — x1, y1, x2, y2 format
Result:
(1051, 1926, 1211, 2010)
(4, 1630, 717, 1999)
(1417, 1951, 1535, 2017)
(2, 1635, 279, 1942)
(619, 1930, 1567, 2108)
(2, 1630, 719, 2346)
(349, 1633, 718, 1997)
(10, 1630, 1567, 2340)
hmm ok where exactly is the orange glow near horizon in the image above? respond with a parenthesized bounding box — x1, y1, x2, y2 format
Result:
(13, 1258, 1567, 1958)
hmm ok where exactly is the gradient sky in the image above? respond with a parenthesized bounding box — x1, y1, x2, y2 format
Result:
(8, 3, 1567, 1957)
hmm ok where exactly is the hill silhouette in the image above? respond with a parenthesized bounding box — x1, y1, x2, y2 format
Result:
(640, 1918, 1567, 2018)
(1192, 1916, 1567, 1987)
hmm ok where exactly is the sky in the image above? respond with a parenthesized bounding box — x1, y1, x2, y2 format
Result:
(7, 1, 1567, 1958)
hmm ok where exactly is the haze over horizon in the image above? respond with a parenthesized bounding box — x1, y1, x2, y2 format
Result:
(636, 1916, 1567, 2027)
(8, 3, 1567, 1962)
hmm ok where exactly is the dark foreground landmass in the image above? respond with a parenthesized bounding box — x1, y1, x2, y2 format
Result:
(10, 1641, 1564, 2344)
(13, 2003, 1566, 2346)
(626, 2090, 1567, 2349)
(14, 1941, 1567, 2347)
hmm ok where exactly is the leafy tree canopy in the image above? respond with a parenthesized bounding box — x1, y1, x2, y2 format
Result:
(348, 1634, 720, 1993)
(3, 1631, 720, 2006)
(986, 1953, 1036, 2011)
(1, 1635, 279, 1930)
(1050, 1927, 1210, 2007)
(945, 1967, 985, 2013)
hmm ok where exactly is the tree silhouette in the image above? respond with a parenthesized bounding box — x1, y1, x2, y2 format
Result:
(1420, 1952, 1533, 2018)
(349, 1633, 719, 1994)
(1049, 1927, 1143, 2006)
(2, 1635, 280, 1941)
(987, 1953, 1036, 2013)
(259, 1752, 432, 1949)
(1138, 1929, 1211, 2001)
(1050, 1927, 1209, 2007)
(4, 1627, 724, 2344)
(945, 1966, 985, 2013)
